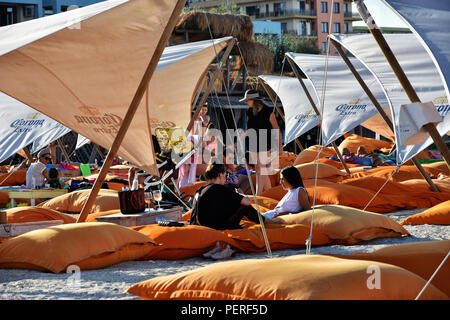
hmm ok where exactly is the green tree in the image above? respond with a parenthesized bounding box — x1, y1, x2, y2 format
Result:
(255, 32, 319, 72)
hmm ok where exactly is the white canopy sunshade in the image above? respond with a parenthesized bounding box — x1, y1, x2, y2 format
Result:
(382, 0, 450, 101)
(285, 52, 394, 147)
(258, 75, 320, 146)
(0, 36, 233, 162)
(0, 0, 232, 174)
(331, 33, 449, 164)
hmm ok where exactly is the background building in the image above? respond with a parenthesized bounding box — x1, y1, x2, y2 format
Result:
(0, 0, 100, 26)
(188, 0, 361, 54)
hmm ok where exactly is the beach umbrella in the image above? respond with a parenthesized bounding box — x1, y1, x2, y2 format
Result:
(0, 93, 70, 163)
(258, 75, 320, 149)
(0, 0, 187, 221)
(351, 0, 450, 169)
(330, 32, 449, 167)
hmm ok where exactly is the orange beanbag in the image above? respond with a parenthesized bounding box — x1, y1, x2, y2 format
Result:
(125, 254, 447, 300)
(293, 145, 336, 165)
(178, 181, 208, 197)
(0, 169, 27, 186)
(5, 206, 76, 224)
(131, 224, 236, 260)
(331, 240, 450, 297)
(223, 223, 330, 253)
(272, 205, 409, 245)
(401, 200, 450, 225)
(37, 189, 120, 214)
(0, 222, 156, 273)
(0, 191, 10, 206)
(338, 134, 393, 154)
(295, 162, 346, 180)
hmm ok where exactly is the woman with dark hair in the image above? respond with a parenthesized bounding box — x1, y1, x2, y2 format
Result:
(262, 166, 311, 220)
(190, 163, 270, 259)
(190, 163, 263, 231)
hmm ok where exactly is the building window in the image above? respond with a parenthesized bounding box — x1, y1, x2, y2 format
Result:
(333, 2, 339, 13)
(321, 22, 328, 33)
(344, 2, 349, 13)
(322, 41, 327, 53)
(333, 22, 340, 33)
(344, 22, 349, 33)
(246, 6, 259, 16)
(321, 1, 327, 13)
(281, 22, 287, 33)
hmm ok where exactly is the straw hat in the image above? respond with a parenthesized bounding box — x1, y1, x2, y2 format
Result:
(239, 89, 263, 102)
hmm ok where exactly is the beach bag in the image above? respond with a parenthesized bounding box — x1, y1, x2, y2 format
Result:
(118, 189, 145, 214)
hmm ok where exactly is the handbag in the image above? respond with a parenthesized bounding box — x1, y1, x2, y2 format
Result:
(118, 189, 145, 214)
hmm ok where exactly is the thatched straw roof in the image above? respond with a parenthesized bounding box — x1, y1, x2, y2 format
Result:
(171, 11, 274, 75)
(175, 11, 254, 42)
(234, 41, 274, 75)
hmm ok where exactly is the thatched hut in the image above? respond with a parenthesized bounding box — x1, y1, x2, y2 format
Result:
(170, 11, 274, 76)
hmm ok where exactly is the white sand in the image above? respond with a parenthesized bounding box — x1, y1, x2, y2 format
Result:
(0, 208, 449, 300)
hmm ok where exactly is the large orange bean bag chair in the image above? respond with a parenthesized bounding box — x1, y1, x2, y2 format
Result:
(37, 189, 120, 214)
(125, 254, 447, 300)
(131, 224, 236, 260)
(422, 161, 450, 176)
(222, 223, 330, 252)
(271, 205, 409, 245)
(401, 200, 450, 225)
(5, 206, 76, 224)
(338, 134, 393, 154)
(0, 169, 26, 186)
(178, 181, 208, 197)
(0, 191, 10, 207)
(295, 163, 346, 180)
(0, 222, 157, 273)
(293, 145, 336, 165)
(331, 240, 450, 297)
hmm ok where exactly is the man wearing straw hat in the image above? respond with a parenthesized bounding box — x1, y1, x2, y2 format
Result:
(239, 89, 282, 195)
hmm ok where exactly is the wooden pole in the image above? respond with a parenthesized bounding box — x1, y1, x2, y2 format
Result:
(259, 79, 305, 152)
(23, 146, 33, 163)
(77, 0, 187, 223)
(94, 144, 105, 159)
(57, 138, 71, 165)
(331, 38, 440, 192)
(187, 38, 236, 133)
(354, 0, 450, 170)
(286, 55, 351, 174)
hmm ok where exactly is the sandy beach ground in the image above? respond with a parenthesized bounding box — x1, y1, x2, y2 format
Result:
(0, 208, 449, 300)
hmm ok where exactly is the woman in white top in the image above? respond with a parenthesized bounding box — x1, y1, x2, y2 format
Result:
(263, 166, 311, 219)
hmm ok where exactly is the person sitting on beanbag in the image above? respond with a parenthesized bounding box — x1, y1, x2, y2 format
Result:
(262, 166, 311, 220)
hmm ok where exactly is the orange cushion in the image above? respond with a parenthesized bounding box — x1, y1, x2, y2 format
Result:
(401, 200, 450, 225)
(223, 223, 330, 252)
(293, 145, 336, 165)
(338, 134, 393, 154)
(131, 224, 235, 260)
(178, 181, 208, 197)
(124, 254, 447, 300)
(0, 222, 157, 273)
(0, 169, 26, 186)
(331, 240, 450, 297)
(0, 191, 10, 206)
(295, 163, 346, 180)
(37, 189, 120, 214)
(5, 206, 76, 224)
(272, 205, 409, 245)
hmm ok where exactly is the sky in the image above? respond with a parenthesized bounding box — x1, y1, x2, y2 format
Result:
(352, 0, 409, 28)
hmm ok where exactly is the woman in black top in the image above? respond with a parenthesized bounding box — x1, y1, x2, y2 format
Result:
(240, 89, 283, 195)
(190, 163, 264, 230)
